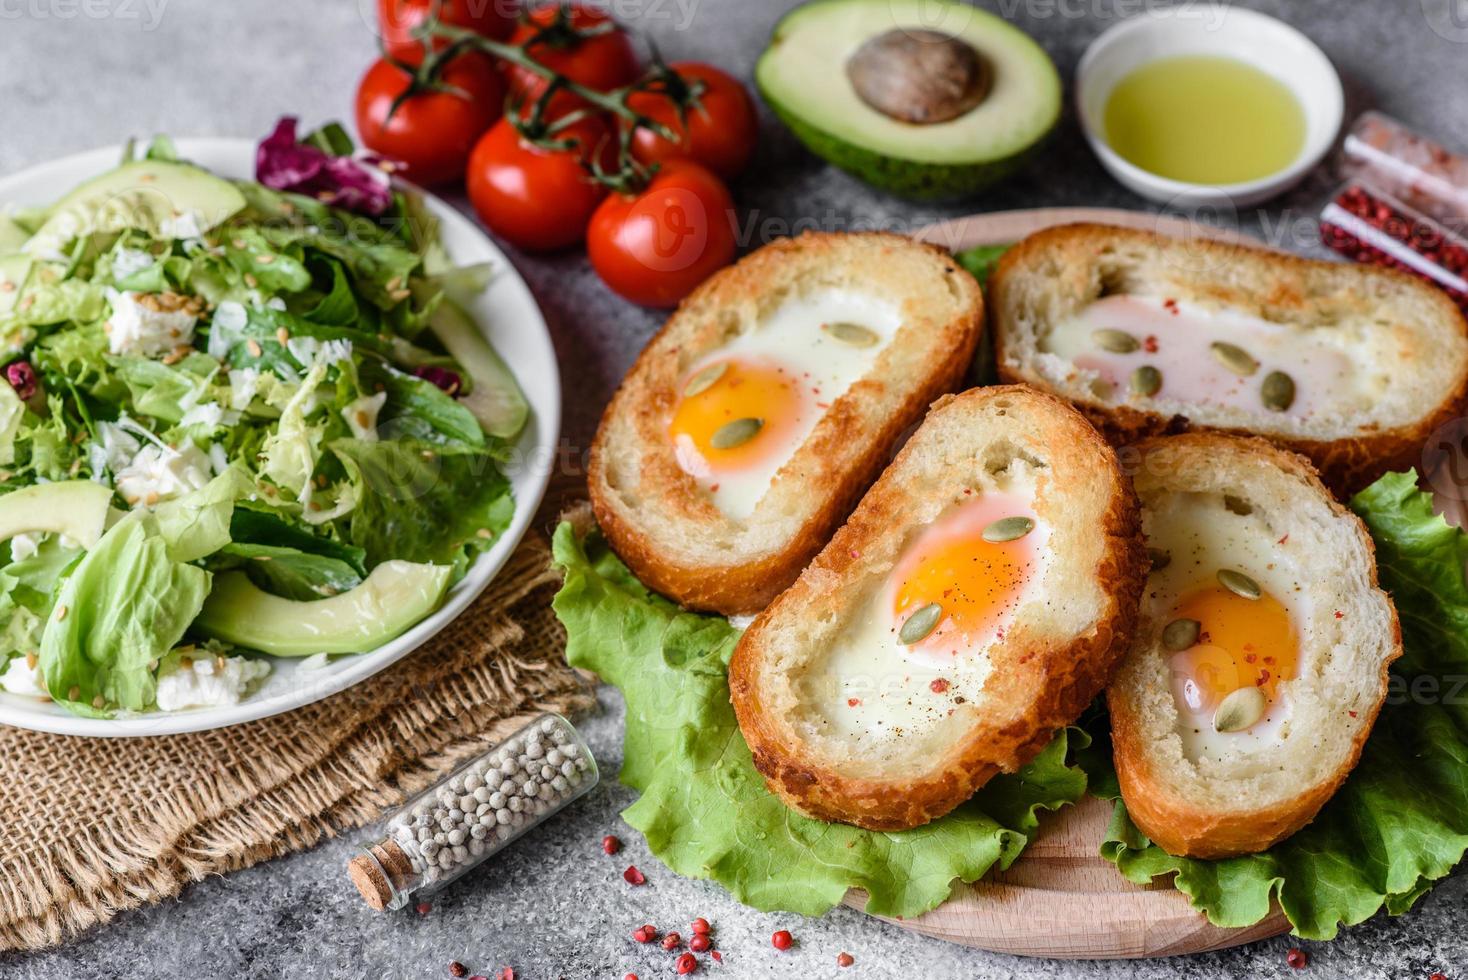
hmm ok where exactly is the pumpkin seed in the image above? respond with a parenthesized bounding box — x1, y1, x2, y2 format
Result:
(710, 417, 763, 450)
(1130, 365, 1162, 397)
(1261, 371, 1295, 412)
(1210, 341, 1259, 376)
(683, 362, 727, 398)
(823, 321, 880, 348)
(982, 516, 1035, 542)
(1214, 686, 1267, 733)
(898, 602, 944, 645)
(1092, 328, 1140, 354)
(1223, 494, 1253, 516)
(1217, 568, 1261, 600)
(1147, 548, 1171, 570)
(1162, 618, 1201, 651)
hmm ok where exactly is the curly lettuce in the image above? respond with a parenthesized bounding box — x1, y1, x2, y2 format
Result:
(552, 522, 1089, 919)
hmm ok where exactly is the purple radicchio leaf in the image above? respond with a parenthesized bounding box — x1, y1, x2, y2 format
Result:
(255, 116, 394, 217)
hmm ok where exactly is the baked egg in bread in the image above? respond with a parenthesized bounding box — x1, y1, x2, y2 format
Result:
(729, 386, 1147, 830)
(590, 232, 983, 616)
(988, 223, 1468, 492)
(1108, 434, 1402, 859)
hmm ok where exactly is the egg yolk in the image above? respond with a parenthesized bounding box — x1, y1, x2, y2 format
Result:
(1169, 584, 1298, 714)
(891, 501, 1040, 660)
(669, 358, 808, 480)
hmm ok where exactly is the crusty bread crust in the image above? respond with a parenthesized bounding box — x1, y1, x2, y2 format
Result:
(988, 223, 1468, 495)
(589, 232, 984, 615)
(730, 386, 1147, 830)
(1108, 434, 1403, 859)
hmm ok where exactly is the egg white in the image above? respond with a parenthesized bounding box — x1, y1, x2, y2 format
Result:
(1143, 491, 1311, 762)
(802, 470, 1049, 755)
(678, 288, 900, 520)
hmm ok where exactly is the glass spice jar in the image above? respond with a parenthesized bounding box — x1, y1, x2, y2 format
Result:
(347, 712, 598, 910)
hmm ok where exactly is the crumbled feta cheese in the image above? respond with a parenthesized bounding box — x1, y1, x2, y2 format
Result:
(0, 654, 46, 697)
(106, 289, 197, 357)
(112, 247, 157, 281)
(265, 297, 287, 312)
(154, 654, 271, 711)
(342, 391, 387, 442)
(178, 402, 239, 432)
(159, 210, 205, 240)
(297, 652, 332, 671)
(207, 442, 229, 476)
(227, 367, 262, 410)
(286, 337, 353, 371)
(114, 443, 212, 507)
(88, 419, 143, 477)
(208, 301, 248, 359)
(10, 532, 41, 562)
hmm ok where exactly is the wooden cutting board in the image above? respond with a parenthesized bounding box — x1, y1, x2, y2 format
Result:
(837, 207, 1293, 959)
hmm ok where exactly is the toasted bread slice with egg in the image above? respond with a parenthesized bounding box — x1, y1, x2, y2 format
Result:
(589, 232, 984, 616)
(729, 385, 1147, 830)
(1108, 434, 1401, 859)
(988, 223, 1468, 493)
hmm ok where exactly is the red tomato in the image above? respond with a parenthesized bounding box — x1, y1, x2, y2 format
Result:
(357, 51, 504, 186)
(507, 3, 641, 100)
(466, 113, 615, 252)
(377, 0, 515, 59)
(626, 63, 758, 180)
(587, 161, 737, 307)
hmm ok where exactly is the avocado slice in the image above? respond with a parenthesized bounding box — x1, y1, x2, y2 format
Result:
(428, 299, 529, 441)
(757, 0, 1061, 200)
(193, 559, 453, 656)
(0, 481, 113, 549)
(23, 159, 247, 258)
(0, 253, 34, 315)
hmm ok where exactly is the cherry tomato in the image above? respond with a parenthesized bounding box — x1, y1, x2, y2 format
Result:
(626, 63, 758, 180)
(587, 161, 737, 307)
(507, 3, 641, 100)
(466, 112, 615, 252)
(377, 0, 515, 60)
(356, 51, 504, 186)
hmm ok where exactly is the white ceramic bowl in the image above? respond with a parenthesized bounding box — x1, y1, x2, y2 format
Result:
(1076, 6, 1343, 208)
(0, 139, 561, 737)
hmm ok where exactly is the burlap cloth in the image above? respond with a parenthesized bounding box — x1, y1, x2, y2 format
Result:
(0, 530, 594, 952)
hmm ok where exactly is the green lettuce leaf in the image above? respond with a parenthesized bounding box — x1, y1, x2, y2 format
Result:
(152, 467, 251, 563)
(228, 502, 367, 575)
(552, 522, 1088, 918)
(954, 244, 1010, 287)
(1083, 471, 1468, 939)
(40, 512, 210, 715)
(208, 542, 362, 601)
(329, 437, 512, 568)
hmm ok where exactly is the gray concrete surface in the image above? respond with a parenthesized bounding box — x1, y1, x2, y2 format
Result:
(2, 0, 1467, 976)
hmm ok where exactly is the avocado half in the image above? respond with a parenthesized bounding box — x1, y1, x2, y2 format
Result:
(757, 0, 1061, 200)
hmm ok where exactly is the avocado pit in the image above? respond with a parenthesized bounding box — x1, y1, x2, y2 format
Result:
(845, 29, 992, 125)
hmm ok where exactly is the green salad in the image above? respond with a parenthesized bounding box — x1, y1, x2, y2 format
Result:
(0, 122, 527, 718)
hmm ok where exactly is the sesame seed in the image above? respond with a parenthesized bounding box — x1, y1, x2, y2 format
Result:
(244, 273, 258, 288)
(276, 327, 290, 344)
(25, 652, 37, 669)
(476, 528, 493, 539)
(145, 492, 159, 506)
(67, 685, 80, 701)
(247, 339, 262, 357)
(91, 694, 106, 709)
(0, 281, 13, 293)
(354, 410, 369, 427)
(256, 253, 276, 265)
(180, 656, 193, 670)
(55, 605, 69, 622)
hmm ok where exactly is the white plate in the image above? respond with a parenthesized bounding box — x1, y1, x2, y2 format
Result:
(0, 139, 561, 737)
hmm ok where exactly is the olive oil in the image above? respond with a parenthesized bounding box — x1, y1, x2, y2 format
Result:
(1103, 56, 1306, 184)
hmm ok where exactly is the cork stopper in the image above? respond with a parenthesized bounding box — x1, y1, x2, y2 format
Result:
(347, 838, 416, 910)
